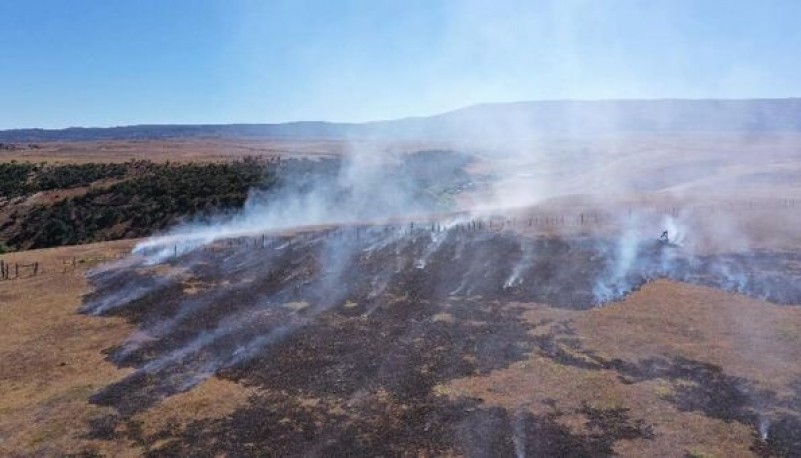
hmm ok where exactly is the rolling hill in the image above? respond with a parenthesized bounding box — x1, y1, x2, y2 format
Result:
(3, 98, 801, 142)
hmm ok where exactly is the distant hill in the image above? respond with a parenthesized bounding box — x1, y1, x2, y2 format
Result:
(0, 122, 358, 142)
(2, 98, 801, 142)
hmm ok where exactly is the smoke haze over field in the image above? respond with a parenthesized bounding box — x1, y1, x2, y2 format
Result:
(39, 1, 801, 454)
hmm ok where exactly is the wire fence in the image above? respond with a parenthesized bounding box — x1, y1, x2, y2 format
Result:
(0, 251, 129, 281)
(1, 197, 798, 281)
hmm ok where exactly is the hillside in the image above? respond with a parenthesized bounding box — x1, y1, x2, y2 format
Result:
(0, 151, 474, 251)
(3, 100, 801, 455)
(3, 202, 801, 455)
(0, 158, 276, 251)
(2, 98, 801, 142)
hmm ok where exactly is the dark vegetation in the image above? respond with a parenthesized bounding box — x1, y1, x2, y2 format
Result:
(0, 161, 131, 198)
(250, 149, 473, 213)
(0, 158, 274, 250)
(0, 150, 473, 251)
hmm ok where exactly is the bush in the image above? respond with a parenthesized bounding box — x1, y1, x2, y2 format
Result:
(8, 158, 276, 249)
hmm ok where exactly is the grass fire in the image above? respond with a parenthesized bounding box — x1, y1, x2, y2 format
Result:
(4, 2, 801, 456)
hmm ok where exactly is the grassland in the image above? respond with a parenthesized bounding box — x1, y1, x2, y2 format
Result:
(4, 237, 801, 455)
(0, 241, 263, 455)
(2, 134, 801, 455)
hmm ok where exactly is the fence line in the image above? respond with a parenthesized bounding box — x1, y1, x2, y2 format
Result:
(1, 197, 797, 280)
(0, 250, 129, 281)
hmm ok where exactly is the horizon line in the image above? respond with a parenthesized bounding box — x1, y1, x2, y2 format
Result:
(2, 96, 801, 132)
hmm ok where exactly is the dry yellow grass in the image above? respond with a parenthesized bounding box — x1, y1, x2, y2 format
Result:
(132, 377, 258, 439)
(437, 281, 801, 456)
(0, 137, 459, 164)
(1, 134, 801, 454)
(2, 238, 799, 455)
(0, 241, 256, 455)
(0, 241, 137, 455)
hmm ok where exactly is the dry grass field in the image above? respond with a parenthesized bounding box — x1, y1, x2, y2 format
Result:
(440, 280, 801, 456)
(0, 138, 343, 163)
(3, 231, 801, 455)
(2, 134, 801, 455)
(0, 137, 465, 164)
(0, 241, 262, 456)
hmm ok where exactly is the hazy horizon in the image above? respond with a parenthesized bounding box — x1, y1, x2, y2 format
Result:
(3, 96, 801, 132)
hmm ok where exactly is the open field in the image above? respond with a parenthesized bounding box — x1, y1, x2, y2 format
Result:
(2, 131, 801, 455)
(3, 132, 801, 200)
(0, 138, 463, 164)
(0, 240, 263, 456)
(4, 0, 801, 450)
(0, 138, 341, 163)
(2, 194, 801, 455)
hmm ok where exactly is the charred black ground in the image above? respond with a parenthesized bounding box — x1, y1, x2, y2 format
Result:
(82, 227, 801, 456)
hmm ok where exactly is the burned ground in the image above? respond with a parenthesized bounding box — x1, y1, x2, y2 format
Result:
(141, 397, 656, 457)
(75, 227, 801, 455)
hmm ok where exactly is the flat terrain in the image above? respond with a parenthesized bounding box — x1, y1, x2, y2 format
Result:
(0, 138, 336, 163)
(0, 138, 460, 163)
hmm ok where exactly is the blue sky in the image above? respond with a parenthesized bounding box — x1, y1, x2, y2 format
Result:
(1, 0, 800, 128)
